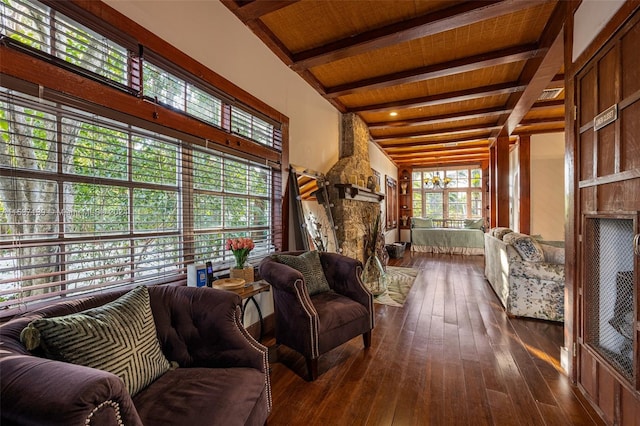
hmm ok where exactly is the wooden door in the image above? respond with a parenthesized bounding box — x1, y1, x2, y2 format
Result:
(574, 10, 640, 425)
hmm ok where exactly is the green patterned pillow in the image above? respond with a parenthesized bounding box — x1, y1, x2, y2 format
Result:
(272, 251, 331, 295)
(412, 217, 433, 228)
(20, 286, 171, 396)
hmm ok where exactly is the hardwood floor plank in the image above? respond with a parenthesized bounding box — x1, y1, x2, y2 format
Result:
(264, 252, 601, 426)
(462, 359, 494, 426)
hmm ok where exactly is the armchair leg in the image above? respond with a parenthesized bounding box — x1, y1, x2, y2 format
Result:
(363, 331, 372, 348)
(306, 357, 318, 381)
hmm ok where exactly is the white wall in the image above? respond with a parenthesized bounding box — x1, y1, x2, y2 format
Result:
(573, 0, 625, 61)
(530, 133, 565, 241)
(369, 142, 399, 243)
(103, 0, 340, 174)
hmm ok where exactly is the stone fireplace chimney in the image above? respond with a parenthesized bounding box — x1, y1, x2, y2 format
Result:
(326, 113, 381, 262)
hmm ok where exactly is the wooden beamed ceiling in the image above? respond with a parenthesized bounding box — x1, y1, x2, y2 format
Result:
(222, 0, 567, 168)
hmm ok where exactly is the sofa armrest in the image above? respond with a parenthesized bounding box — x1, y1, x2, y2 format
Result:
(319, 252, 371, 308)
(509, 260, 565, 282)
(259, 256, 305, 295)
(259, 256, 319, 329)
(1, 355, 141, 426)
(148, 286, 268, 373)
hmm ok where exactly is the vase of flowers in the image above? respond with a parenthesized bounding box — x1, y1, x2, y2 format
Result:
(226, 237, 255, 282)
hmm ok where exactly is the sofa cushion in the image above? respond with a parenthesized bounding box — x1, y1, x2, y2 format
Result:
(502, 232, 527, 245)
(510, 236, 545, 262)
(540, 243, 565, 264)
(20, 286, 171, 396)
(133, 367, 267, 426)
(272, 250, 331, 295)
(492, 227, 513, 240)
(412, 217, 433, 228)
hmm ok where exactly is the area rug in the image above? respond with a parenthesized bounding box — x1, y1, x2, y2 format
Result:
(374, 266, 419, 307)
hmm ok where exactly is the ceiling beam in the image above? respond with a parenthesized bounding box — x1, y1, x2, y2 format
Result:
(380, 135, 491, 149)
(325, 43, 545, 98)
(291, 0, 549, 71)
(493, 0, 567, 137)
(367, 105, 513, 129)
(512, 124, 565, 136)
(372, 123, 501, 142)
(385, 140, 490, 153)
(224, 0, 301, 23)
(517, 117, 565, 126)
(351, 81, 526, 113)
(220, 0, 349, 112)
(394, 153, 490, 165)
(390, 147, 489, 159)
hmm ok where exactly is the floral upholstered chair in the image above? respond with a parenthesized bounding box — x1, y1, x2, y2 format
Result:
(484, 229, 565, 321)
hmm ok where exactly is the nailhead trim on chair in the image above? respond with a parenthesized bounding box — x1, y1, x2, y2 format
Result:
(85, 400, 123, 426)
(293, 278, 319, 358)
(354, 264, 375, 329)
(232, 305, 273, 412)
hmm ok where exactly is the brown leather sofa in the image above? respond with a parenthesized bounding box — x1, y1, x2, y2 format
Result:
(0, 285, 271, 426)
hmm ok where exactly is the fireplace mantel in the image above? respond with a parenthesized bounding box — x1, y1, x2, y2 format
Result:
(334, 183, 384, 203)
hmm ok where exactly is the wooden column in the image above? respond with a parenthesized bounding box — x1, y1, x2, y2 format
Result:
(518, 135, 531, 234)
(489, 145, 497, 228)
(495, 136, 510, 227)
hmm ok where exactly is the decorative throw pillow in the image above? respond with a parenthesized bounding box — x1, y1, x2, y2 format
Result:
(463, 218, 484, 229)
(502, 232, 527, 245)
(20, 286, 171, 397)
(272, 251, 331, 296)
(511, 236, 545, 262)
(492, 227, 513, 240)
(412, 217, 433, 228)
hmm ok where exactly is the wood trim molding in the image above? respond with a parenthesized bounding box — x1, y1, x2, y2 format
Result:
(496, 136, 510, 227)
(518, 135, 531, 234)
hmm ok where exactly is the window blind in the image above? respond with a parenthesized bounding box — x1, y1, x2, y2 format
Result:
(1, 0, 129, 86)
(0, 88, 276, 314)
(0, 0, 285, 315)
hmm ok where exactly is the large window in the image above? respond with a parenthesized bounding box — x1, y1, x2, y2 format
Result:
(0, 0, 283, 314)
(412, 167, 483, 220)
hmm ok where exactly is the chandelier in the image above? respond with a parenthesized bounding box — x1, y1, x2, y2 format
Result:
(424, 172, 452, 189)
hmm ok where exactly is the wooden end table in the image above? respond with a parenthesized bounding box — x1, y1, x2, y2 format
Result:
(214, 280, 270, 341)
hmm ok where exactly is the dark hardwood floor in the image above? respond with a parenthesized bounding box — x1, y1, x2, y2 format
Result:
(264, 252, 604, 426)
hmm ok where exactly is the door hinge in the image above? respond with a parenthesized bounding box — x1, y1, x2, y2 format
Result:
(573, 105, 577, 121)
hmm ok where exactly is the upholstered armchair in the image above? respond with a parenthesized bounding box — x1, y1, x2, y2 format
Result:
(259, 251, 374, 380)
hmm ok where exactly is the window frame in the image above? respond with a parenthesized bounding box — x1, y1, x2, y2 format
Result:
(412, 166, 483, 221)
(0, 0, 287, 316)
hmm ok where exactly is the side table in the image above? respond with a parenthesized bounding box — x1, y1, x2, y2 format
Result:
(214, 280, 270, 341)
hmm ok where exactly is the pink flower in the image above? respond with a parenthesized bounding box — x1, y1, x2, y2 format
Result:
(227, 237, 255, 269)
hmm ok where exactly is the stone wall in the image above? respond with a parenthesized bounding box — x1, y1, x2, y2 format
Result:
(326, 113, 380, 263)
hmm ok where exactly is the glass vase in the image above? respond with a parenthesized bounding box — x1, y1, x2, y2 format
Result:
(230, 263, 254, 283)
(361, 254, 387, 296)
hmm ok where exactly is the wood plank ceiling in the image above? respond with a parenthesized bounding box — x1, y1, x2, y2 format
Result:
(222, 0, 566, 168)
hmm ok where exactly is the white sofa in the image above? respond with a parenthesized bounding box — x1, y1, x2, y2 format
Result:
(484, 228, 565, 321)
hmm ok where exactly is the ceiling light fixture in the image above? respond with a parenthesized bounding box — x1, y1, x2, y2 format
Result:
(424, 172, 452, 190)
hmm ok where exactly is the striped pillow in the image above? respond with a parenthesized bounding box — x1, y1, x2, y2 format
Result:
(20, 286, 171, 396)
